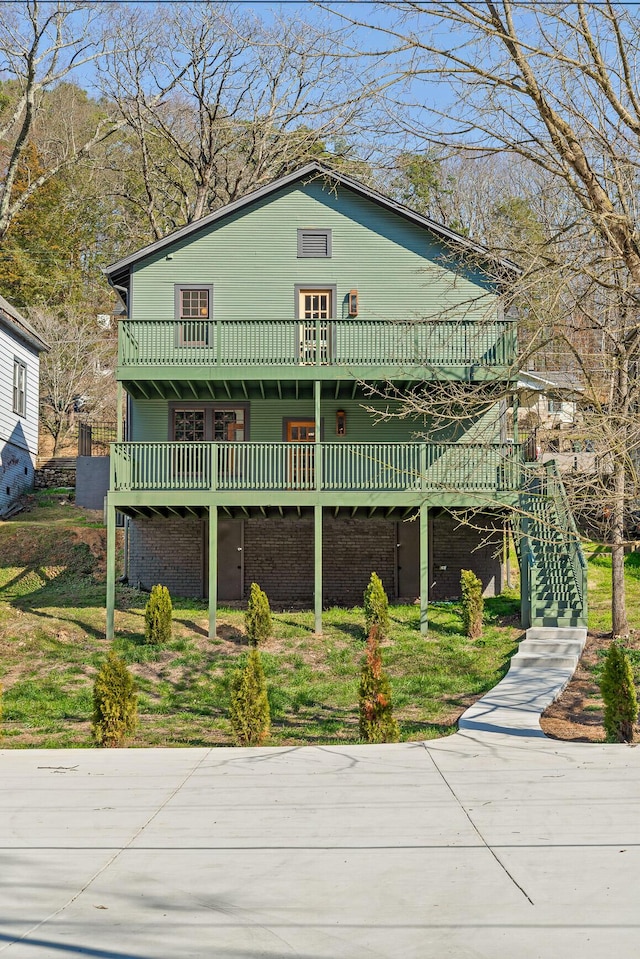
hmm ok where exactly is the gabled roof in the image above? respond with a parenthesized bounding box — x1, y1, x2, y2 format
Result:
(0, 294, 48, 353)
(105, 161, 521, 288)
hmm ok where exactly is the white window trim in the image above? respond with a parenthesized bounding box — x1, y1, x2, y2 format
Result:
(13, 357, 26, 417)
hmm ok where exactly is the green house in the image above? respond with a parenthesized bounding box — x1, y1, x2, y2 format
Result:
(104, 162, 587, 637)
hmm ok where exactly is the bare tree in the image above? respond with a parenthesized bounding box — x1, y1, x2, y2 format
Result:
(29, 306, 116, 455)
(103, 2, 379, 237)
(0, 1, 186, 243)
(331, 0, 640, 636)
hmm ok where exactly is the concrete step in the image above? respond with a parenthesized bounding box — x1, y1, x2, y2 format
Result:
(518, 639, 584, 657)
(525, 626, 587, 646)
(511, 652, 578, 669)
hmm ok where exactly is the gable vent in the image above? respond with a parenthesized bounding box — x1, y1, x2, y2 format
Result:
(298, 228, 332, 258)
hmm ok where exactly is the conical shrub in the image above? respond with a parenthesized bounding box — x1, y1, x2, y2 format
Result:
(230, 648, 271, 746)
(460, 569, 484, 639)
(600, 640, 638, 743)
(92, 650, 138, 747)
(245, 582, 272, 646)
(363, 572, 390, 637)
(144, 584, 172, 645)
(359, 624, 399, 743)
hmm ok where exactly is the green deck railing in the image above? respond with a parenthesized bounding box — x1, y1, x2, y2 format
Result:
(542, 460, 588, 613)
(118, 318, 516, 369)
(111, 441, 525, 493)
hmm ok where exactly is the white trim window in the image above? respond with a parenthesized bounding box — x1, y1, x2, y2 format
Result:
(13, 358, 26, 416)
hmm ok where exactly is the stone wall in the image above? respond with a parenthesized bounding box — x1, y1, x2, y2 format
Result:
(34, 467, 76, 490)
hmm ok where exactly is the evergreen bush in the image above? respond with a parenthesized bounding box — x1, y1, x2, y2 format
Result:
(359, 624, 399, 743)
(460, 569, 484, 639)
(600, 641, 638, 743)
(92, 650, 138, 747)
(229, 648, 271, 746)
(245, 582, 272, 646)
(363, 571, 390, 637)
(144, 584, 173, 645)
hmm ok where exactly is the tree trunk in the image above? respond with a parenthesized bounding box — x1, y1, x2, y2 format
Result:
(611, 455, 628, 638)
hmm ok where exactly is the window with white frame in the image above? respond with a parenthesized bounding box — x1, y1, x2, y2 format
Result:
(13, 358, 26, 416)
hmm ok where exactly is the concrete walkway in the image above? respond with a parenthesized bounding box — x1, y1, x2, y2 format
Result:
(459, 626, 587, 736)
(3, 629, 640, 959)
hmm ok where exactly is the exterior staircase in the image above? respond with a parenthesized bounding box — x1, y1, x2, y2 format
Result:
(519, 461, 588, 629)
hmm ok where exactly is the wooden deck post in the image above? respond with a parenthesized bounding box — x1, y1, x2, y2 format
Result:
(209, 505, 218, 640)
(116, 383, 123, 442)
(420, 502, 429, 636)
(314, 503, 323, 636)
(106, 497, 116, 640)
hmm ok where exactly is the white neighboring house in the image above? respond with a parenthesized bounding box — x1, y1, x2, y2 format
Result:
(0, 294, 48, 516)
(518, 370, 584, 431)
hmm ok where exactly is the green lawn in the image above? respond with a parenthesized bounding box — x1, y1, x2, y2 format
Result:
(0, 496, 522, 748)
(583, 544, 640, 635)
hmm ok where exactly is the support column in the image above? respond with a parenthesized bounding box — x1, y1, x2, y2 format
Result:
(512, 391, 519, 444)
(209, 505, 218, 640)
(106, 497, 116, 640)
(116, 383, 123, 442)
(314, 503, 323, 635)
(419, 502, 429, 636)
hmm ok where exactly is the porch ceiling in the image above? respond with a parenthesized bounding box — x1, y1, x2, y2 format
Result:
(117, 503, 435, 521)
(121, 377, 426, 402)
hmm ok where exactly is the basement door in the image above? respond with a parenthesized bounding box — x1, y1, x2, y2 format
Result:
(203, 519, 243, 601)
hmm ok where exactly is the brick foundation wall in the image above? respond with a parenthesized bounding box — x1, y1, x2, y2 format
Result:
(324, 517, 396, 605)
(126, 511, 504, 605)
(244, 516, 397, 604)
(129, 517, 204, 597)
(430, 511, 504, 600)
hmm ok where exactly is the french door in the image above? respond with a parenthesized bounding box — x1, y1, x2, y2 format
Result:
(298, 289, 332, 364)
(287, 420, 315, 487)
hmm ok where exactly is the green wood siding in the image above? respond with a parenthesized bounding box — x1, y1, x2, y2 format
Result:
(130, 397, 503, 444)
(130, 180, 499, 332)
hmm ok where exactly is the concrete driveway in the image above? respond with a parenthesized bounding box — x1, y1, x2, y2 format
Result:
(2, 732, 639, 958)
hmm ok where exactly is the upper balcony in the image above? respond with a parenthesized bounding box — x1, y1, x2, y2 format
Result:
(117, 317, 517, 396)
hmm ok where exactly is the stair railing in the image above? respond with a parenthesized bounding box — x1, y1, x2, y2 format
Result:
(518, 510, 537, 629)
(543, 460, 588, 616)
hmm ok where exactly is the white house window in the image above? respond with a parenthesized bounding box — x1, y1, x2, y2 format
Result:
(175, 285, 212, 346)
(297, 229, 332, 258)
(13, 358, 26, 416)
(548, 398, 563, 413)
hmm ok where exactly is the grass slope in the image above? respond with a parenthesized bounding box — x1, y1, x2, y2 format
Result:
(0, 494, 521, 748)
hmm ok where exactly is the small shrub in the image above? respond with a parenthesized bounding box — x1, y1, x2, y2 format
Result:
(359, 625, 399, 743)
(245, 582, 272, 646)
(230, 648, 271, 746)
(600, 641, 638, 743)
(144, 584, 173, 645)
(363, 572, 390, 637)
(92, 650, 138, 747)
(460, 569, 484, 639)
